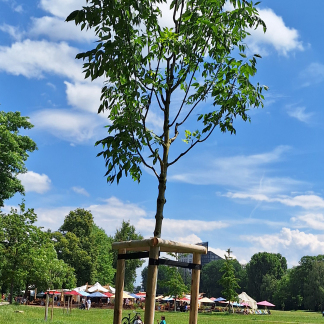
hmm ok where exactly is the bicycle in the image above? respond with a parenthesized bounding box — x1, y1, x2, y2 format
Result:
(122, 312, 142, 324)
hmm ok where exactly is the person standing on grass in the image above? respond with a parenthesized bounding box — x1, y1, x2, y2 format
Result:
(157, 316, 166, 324)
(87, 298, 91, 310)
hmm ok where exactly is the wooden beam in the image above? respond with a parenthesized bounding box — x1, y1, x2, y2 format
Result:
(189, 253, 201, 324)
(44, 293, 49, 321)
(112, 239, 153, 250)
(51, 294, 54, 321)
(113, 248, 126, 324)
(112, 238, 207, 254)
(144, 246, 159, 324)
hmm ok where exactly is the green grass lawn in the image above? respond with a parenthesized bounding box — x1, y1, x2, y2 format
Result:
(0, 305, 323, 324)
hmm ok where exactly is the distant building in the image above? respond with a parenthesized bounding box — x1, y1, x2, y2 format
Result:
(178, 242, 222, 274)
(197, 242, 222, 267)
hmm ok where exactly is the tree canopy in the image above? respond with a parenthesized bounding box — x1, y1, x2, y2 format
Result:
(0, 203, 75, 303)
(53, 208, 115, 286)
(246, 252, 287, 301)
(112, 220, 144, 291)
(67, 0, 267, 238)
(0, 111, 37, 207)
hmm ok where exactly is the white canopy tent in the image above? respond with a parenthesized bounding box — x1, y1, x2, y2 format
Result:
(238, 292, 257, 311)
(73, 285, 87, 293)
(88, 282, 109, 293)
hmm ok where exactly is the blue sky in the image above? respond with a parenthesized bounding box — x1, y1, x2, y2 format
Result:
(1, 0, 324, 282)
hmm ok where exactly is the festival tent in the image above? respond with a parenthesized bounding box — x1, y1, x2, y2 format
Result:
(111, 292, 135, 299)
(179, 297, 190, 301)
(79, 291, 90, 297)
(104, 292, 114, 298)
(198, 297, 215, 303)
(238, 292, 257, 311)
(88, 282, 109, 293)
(214, 297, 226, 302)
(257, 301, 275, 307)
(64, 291, 81, 296)
(130, 293, 141, 299)
(90, 291, 108, 298)
(73, 285, 87, 293)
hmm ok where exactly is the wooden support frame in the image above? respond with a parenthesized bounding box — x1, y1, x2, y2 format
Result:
(112, 238, 207, 324)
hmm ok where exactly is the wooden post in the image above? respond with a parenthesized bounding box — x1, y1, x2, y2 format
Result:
(69, 296, 72, 313)
(44, 293, 49, 321)
(113, 248, 126, 324)
(50, 294, 54, 321)
(144, 246, 159, 324)
(63, 292, 65, 314)
(34, 288, 37, 300)
(189, 253, 201, 324)
(67, 296, 70, 314)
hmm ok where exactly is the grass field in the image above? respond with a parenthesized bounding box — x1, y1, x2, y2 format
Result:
(0, 305, 323, 324)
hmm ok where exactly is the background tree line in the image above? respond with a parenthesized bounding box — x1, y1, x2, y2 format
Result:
(141, 251, 324, 312)
(0, 205, 144, 303)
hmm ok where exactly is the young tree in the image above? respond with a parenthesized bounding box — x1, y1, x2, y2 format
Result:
(160, 266, 188, 311)
(0, 111, 37, 207)
(219, 249, 240, 313)
(67, 0, 266, 239)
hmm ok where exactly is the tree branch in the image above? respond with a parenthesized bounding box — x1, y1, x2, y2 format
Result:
(168, 124, 217, 167)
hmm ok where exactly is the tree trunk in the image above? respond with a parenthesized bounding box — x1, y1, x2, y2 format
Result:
(9, 280, 13, 304)
(24, 282, 28, 299)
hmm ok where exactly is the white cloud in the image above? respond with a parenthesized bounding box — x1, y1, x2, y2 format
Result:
(34, 196, 148, 233)
(300, 63, 324, 87)
(170, 146, 294, 192)
(291, 213, 324, 230)
(242, 227, 324, 266)
(0, 40, 83, 82)
(226, 192, 324, 210)
(72, 186, 90, 197)
(286, 106, 313, 123)
(65, 81, 102, 114)
(247, 8, 304, 56)
(14, 5, 23, 12)
(136, 217, 228, 239)
(0, 23, 23, 40)
(29, 16, 96, 42)
(39, 0, 85, 19)
(31, 109, 105, 144)
(222, 3, 303, 55)
(17, 171, 51, 194)
(208, 247, 226, 259)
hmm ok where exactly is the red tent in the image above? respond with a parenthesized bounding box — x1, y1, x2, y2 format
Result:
(45, 291, 61, 295)
(179, 297, 190, 301)
(104, 292, 114, 297)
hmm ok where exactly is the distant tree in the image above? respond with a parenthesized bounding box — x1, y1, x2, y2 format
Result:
(260, 273, 278, 302)
(201, 259, 224, 298)
(219, 249, 240, 313)
(23, 230, 76, 295)
(201, 258, 245, 298)
(246, 252, 287, 301)
(142, 265, 171, 295)
(273, 269, 302, 311)
(67, 0, 267, 241)
(0, 111, 37, 207)
(160, 267, 188, 311)
(112, 221, 144, 291)
(54, 209, 96, 286)
(0, 203, 38, 303)
(304, 261, 324, 311)
(92, 225, 115, 285)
